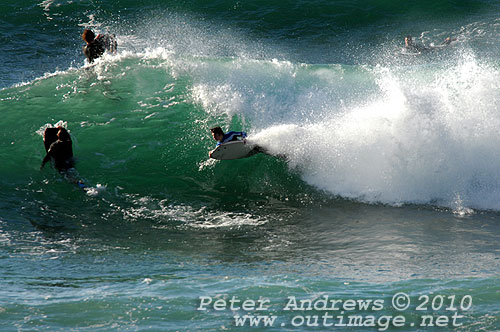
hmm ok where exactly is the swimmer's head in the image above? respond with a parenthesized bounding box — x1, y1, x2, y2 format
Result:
(82, 29, 95, 43)
(404, 35, 413, 47)
(56, 126, 71, 141)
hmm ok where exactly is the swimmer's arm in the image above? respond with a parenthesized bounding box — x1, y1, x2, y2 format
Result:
(40, 154, 51, 169)
(41, 143, 57, 169)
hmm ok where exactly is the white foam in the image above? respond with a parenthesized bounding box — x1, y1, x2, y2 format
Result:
(84, 184, 107, 197)
(119, 195, 268, 228)
(245, 55, 500, 210)
(36, 120, 69, 136)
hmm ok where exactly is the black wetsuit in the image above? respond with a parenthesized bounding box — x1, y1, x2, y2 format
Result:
(83, 34, 117, 63)
(42, 140, 74, 172)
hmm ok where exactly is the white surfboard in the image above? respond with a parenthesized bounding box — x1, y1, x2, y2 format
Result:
(209, 140, 257, 160)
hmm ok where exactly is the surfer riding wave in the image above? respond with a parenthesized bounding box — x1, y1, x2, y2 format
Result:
(209, 126, 266, 159)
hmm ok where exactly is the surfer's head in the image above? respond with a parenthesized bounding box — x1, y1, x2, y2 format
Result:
(210, 126, 224, 142)
(82, 29, 95, 44)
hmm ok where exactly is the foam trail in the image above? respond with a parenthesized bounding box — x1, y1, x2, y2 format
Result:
(251, 54, 500, 210)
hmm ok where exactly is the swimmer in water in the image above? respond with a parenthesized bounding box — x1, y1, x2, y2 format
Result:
(82, 29, 117, 63)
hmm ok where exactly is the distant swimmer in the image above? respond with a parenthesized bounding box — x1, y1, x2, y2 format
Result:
(82, 29, 117, 63)
(442, 37, 453, 45)
(404, 36, 429, 53)
(440, 36, 457, 46)
(41, 126, 75, 172)
(404, 35, 456, 54)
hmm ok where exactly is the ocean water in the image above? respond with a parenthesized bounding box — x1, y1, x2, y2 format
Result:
(1, 0, 499, 331)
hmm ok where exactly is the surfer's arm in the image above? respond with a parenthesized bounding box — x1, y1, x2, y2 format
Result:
(231, 131, 247, 138)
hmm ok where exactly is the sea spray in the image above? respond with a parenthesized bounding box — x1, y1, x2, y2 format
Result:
(249, 56, 500, 209)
